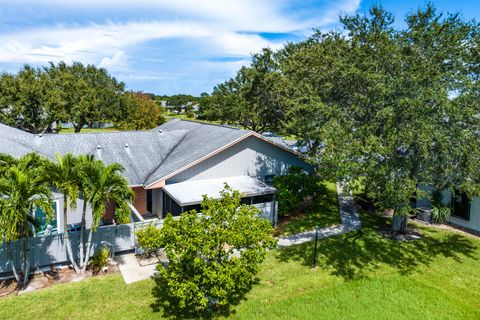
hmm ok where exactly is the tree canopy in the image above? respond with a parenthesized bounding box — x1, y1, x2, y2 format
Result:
(201, 48, 283, 133)
(0, 62, 163, 133)
(153, 185, 276, 317)
(116, 91, 166, 130)
(45, 62, 126, 132)
(205, 4, 480, 232)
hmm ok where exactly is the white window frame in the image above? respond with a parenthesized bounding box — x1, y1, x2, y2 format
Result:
(34, 199, 60, 235)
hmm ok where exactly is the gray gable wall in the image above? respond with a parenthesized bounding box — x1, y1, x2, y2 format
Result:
(166, 135, 314, 184)
(144, 120, 250, 186)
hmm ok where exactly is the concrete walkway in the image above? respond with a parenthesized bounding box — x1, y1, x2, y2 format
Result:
(115, 253, 157, 284)
(277, 182, 361, 247)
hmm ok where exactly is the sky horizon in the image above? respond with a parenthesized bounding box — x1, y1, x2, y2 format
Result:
(0, 0, 478, 96)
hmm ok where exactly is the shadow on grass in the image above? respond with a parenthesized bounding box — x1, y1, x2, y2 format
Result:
(275, 212, 478, 280)
(150, 271, 258, 319)
(279, 182, 341, 235)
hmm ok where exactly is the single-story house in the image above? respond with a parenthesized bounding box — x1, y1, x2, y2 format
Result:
(0, 119, 313, 235)
(416, 186, 480, 234)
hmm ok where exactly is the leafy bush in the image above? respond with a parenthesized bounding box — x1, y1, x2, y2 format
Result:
(273, 166, 321, 216)
(135, 224, 162, 256)
(431, 206, 451, 224)
(152, 185, 276, 318)
(91, 246, 110, 274)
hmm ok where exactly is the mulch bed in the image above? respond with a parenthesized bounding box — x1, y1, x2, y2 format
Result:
(378, 223, 423, 241)
(0, 259, 119, 298)
(136, 250, 169, 267)
(274, 199, 313, 235)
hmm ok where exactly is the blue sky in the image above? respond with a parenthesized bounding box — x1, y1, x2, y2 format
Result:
(0, 0, 478, 95)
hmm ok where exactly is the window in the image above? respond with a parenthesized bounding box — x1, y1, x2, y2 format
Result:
(241, 197, 252, 205)
(183, 204, 202, 213)
(34, 201, 58, 235)
(252, 194, 274, 204)
(162, 192, 182, 217)
(147, 189, 153, 213)
(452, 190, 470, 221)
(264, 174, 275, 186)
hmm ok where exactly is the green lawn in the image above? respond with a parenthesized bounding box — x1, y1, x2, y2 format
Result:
(276, 181, 341, 235)
(59, 127, 119, 134)
(165, 114, 220, 125)
(0, 212, 479, 319)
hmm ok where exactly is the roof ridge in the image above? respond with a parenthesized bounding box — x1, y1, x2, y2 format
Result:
(55, 129, 152, 135)
(142, 129, 191, 185)
(0, 123, 34, 136)
(171, 118, 247, 131)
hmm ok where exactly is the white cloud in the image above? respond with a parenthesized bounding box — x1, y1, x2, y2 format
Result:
(0, 20, 282, 64)
(0, 0, 362, 94)
(3, 0, 303, 32)
(98, 51, 129, 71)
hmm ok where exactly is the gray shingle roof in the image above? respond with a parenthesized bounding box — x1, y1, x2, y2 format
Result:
(0, 120, 254, 187)
(144, 119, 250, 186)
(29, 130, 189, 185)
(0, 124, 37, 156)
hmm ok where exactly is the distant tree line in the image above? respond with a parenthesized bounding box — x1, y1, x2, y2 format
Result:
(200, 4, 480, 232)
(0, 62, 166, 133)
(154, 94, 202, 118)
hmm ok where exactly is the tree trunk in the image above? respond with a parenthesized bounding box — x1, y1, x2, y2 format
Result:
(79, 198, 87, 271)
(73, 122, 84, 133)
(64, 194, 80, 273)
(7, 242, 21, 284)
(82, 228, 94, 273)
(391, 215, 408, 233)
(20, 237, 31, 288)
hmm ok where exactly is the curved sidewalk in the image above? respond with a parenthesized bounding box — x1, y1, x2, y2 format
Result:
(277, 182, 362, 247)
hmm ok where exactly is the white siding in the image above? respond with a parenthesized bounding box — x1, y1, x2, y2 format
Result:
(167, 136, 312, 184)
(417, 187, 480, 232)
(449, 195, 480, 232)
(151, 189, 163, 218)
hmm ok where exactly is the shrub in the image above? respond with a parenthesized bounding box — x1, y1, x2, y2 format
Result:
(91, 246, 110, 274)
(273, 166, 321, 216)
(152, 185, 276, 318)
(431, 206, 451, 224)
(135, 224, 162, 256)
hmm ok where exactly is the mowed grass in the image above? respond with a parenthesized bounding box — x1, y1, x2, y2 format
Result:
(59, 127, 119, 134)
(277, 181, 341, 235)
(0, 212, 479, 319)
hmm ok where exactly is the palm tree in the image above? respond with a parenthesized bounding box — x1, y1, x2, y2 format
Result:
(0, 154, 53, 287)
(79, 160, 133, 272)
(77, 154, 95, 270)
(0, 153, 16, 176)
(43, 153, 81, 272)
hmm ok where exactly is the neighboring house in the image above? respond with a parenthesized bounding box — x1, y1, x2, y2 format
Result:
(417, 187, 480, 234)
(0, 119, 313, 235)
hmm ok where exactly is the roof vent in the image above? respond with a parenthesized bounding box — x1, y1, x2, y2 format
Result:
(125, 143, 129, 148)
(158, 129, 163, 133)
(97, 145, 101, 150)
(38, 133, 43, 137)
